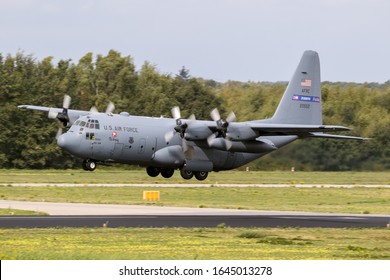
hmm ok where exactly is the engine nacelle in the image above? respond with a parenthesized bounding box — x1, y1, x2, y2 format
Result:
(184, 122, 213, 140)
(226, 123, 259, 141)
(209, 138, 277, 153)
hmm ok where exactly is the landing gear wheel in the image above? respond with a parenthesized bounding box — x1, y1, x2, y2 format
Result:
(161, 168, 174, 178)
(180, 169, 193, 180)
(195, 171, 208, 181)
(83, 159, 96, 171)
(82, 160, 88, 171)
(146, 166, 160, 177)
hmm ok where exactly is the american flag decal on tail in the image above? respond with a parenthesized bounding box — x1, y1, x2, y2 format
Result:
(300, 79, 312, 87)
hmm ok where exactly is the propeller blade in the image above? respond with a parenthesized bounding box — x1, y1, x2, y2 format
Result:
(225, 139, 233, 150)
(164, 131, 175, 143)
(188, 114, 196, 121)
(55, 128, 63, 139)
(63, 95, 71, 109)
(210, 108, 221, 122)
(105, 102, 115, 114)
(207, 133, 217, 147)
(48, 108, 58, 119)
(90, 106, 99, 114)
(171, 106, 181, 120)
(181, 138, 189, 153)
(226, 111, 237, 123)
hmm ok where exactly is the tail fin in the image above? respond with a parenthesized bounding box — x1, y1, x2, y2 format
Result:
(270, 50, 322, 125)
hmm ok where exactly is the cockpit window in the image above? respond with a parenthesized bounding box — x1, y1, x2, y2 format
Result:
(84, 119, 100, 130)
(74, 119, 100, 130)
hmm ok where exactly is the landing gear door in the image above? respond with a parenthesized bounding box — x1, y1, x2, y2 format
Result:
(112, 143, 124, 159)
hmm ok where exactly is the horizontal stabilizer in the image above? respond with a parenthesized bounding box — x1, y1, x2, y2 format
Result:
(309, 132, 369, 141)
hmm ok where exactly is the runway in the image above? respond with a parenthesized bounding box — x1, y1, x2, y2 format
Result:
(1, 200, 389, 228)
(1, 214, 388, 228)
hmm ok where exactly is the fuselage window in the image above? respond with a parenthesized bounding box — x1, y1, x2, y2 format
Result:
(74, 120, 81, 126)
(80, 121, 86, 127)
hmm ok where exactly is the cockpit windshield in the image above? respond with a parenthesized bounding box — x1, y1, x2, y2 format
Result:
(73, 119, 100, 130)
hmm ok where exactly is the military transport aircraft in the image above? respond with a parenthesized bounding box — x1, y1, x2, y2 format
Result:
(18, 50, 366, 180)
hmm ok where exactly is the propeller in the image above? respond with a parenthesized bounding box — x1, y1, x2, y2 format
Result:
(207, 108, 236, 150)
(164, 106, 191, 142)
(89, 101, 115, 115)
(210, 108, 236, 138)
(48, 95, 71, 127)
(164, 106, 197, 156)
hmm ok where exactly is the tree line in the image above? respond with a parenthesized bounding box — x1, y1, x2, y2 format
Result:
(0, 50, 389, 170)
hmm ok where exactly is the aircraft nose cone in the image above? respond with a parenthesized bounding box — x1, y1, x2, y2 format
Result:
(57, 132, 80, 153)
(57, 133, 67, 148)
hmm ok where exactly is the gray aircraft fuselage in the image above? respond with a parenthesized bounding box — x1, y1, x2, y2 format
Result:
(60, 113, 296, 172)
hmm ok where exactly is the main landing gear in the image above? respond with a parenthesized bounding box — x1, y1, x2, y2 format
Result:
(82, 159, 96, 171)
(146, 167, 175, 178)
(179, 169, 208, 181)
(146, 167, 209, 181)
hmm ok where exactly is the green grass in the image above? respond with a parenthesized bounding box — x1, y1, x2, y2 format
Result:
(1, 185, 389, 214)
(1, 169, 390, 185)
(1, 169, 390, 214)
(1, 169, 389, 260)
(1, 227, 389, 260)
(0, 208, 48, 216)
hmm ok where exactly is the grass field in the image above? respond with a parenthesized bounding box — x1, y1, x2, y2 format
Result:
(1, 170, 390, 214)
(0, 208, 48, 216)
(1, 227, 389, 260)
(1, 169, 390, 185)
(1, 185, 390, 214)
(1, 169, 389, 260)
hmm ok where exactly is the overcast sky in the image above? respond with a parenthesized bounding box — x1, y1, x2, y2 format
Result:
(1, 0, 389, 83)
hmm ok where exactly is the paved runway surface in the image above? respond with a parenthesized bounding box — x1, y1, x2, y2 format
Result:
(1, 200, 389, 228)
(1, 214, 389, 228)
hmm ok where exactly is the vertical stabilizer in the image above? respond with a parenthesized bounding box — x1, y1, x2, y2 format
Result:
(270, 50, 322, 125)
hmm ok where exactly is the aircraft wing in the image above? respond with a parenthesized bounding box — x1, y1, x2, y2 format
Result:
(18, 105, 55, 112)
(18, 105, 89, 116)
(18, 105, 90, 125)
(204, 122, 367, 141)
